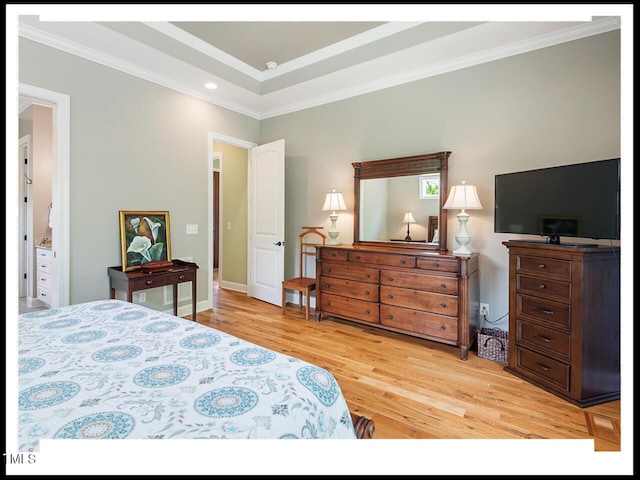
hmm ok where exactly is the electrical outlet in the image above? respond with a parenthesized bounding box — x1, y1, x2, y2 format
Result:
(138, 292, 146, 303)
(480, 303, 489, 317)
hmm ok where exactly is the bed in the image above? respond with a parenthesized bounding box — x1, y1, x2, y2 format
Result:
(17, 299, 374, 451)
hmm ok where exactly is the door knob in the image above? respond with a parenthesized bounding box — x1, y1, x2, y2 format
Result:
(273, 241, 284, 246)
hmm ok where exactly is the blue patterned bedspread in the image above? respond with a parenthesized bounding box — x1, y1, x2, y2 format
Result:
(18, 300, 356, 450)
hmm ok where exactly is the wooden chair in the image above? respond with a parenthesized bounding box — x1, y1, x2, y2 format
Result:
(282, 227, 326, 320)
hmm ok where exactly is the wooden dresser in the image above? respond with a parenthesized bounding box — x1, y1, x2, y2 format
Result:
(503, 241, 620, 407)
(315, 244, 479, 360)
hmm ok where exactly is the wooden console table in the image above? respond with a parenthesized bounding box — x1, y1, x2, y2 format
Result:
(108, 259, 199, 320)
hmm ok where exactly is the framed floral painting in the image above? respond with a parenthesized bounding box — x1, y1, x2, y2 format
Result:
(119, 210, 172, 271)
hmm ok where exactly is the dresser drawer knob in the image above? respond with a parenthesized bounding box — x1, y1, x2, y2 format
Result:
(324, 283, 330, 288)
(533, 333, 554, 343)
(179, 275, 185, 280)
(387, 277, 394, 282)
(538, 284, 546, 289)
(440, 303, 446, 308)
(440, 325, 446, 330)
(145, 280, 154, 285)
(364, 290, 369, 295)
(366, 273, 371, 278)
(387, 314, 393, 320)
(440, 283, 446, 289)
(331, 253, 336, 257)
(326, 301, 331, 306)
(327, 268, 332, 273)
(533, 306, 554, 315)
(400, 259, 406, 264)
(433, 262, 440, 267)
(365, 309, 370, 314)
(355, 255, 360, 260)
(538, 264, 546, 269)
(387, 294, 394, 298)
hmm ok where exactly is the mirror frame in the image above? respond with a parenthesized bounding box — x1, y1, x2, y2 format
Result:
(352, 151, 451, 251)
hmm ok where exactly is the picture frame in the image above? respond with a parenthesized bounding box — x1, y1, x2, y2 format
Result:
(119, 210, 172, 272)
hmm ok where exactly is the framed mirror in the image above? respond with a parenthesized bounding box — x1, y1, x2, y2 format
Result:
(353, 151, 450, 250)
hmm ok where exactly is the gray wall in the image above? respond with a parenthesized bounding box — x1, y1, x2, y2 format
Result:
(262, 31, 621, 329)
(19, 37, 260, 309)
(19, 30, 621, 329)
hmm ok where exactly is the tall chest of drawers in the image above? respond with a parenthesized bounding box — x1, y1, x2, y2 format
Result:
(35, 246, 53, 307)
(503, 242, 620, 407)
(316, 245, 479, 360)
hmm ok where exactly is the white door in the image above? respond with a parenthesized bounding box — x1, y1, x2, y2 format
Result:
(18, 136, 32, 298)
(247, 139, 285, 305)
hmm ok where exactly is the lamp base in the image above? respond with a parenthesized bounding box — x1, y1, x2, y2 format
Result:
(453, 211, 473, 256)
(327, 214, 342, 246)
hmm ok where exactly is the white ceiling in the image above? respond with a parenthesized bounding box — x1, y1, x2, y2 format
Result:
(17, 9, 621, 120)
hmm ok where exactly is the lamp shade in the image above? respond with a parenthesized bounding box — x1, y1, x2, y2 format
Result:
(443, 181, 482, 211)
(322, 190, 347, 212)
(402, 211, 416, 224)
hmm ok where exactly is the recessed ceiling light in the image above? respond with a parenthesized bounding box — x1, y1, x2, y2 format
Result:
(204, 82, 218, 90)
(266, 61, 278, 71)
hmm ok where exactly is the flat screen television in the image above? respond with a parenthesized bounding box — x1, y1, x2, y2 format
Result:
(494, 158, 620, 245)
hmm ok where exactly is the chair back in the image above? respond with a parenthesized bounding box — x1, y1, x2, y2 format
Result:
(298, 227, 326, 278)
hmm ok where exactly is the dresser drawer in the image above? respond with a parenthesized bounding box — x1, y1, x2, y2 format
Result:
(517, 294, 571, 330)
(349, 251, 416, 268)
(321, 263, 378, 283)
(37, 285, 51, 306)
(37, 270, 51, 288)
(517, 319, 571, 361)
(380, 305, 458, 341)
(516, 255, 571, 281)
(380, 269, 458, 295)
(36, 248, 52, 261)
(319, 248, 348, 261)
(320, 277, 379, 302)
(517, 274, 571, 301)
(416, 257, 459, 273)
(380, 286, 458, 317)
(515, 346, 570, 392)
(37, 260, 52, 274)
(321, 293, 379, 324)
(130, 275, 174, 290)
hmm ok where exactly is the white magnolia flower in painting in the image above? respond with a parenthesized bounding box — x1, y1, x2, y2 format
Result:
(143, 217, 162, 242)
(127, 235, 152, 262)
(130, 217, 140, 233)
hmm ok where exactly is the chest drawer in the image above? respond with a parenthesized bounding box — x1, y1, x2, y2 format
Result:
(380, 286, 458, 317)
(36, 248, 52, 262)
(517, 275, 571, 301)
(517, 294, 571, 330)
(130, 274, 173, 290)
(321, 263, 378, 283)
(380, 269, 458, 295)
(349, 251, 416, 268)
(320, 277, 379, 302)
(515, 346, 570, 392)
(37, 259, 52, 274)
(517, 255, 571, 281)
(319, 248, 348, 261)
(380, 305, 458, 341)
(37, 270, 51, 287)
(416, 257, 459, 273)
(517, 319, 571, 361)
(37, 285, 51, 306)
(321, 293, 379, 324)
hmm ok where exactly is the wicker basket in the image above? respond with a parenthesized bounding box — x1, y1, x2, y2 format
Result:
(477, 327, 508, 363)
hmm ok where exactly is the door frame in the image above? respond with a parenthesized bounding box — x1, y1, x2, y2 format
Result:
(18, 83, 70, 308)
(207, 131, 256, 306)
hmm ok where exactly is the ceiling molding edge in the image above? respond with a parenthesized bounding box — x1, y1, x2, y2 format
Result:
(19, 17, 620, 121)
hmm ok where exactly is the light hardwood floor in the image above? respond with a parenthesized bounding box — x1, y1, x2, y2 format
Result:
(192, 286, 621, 455)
